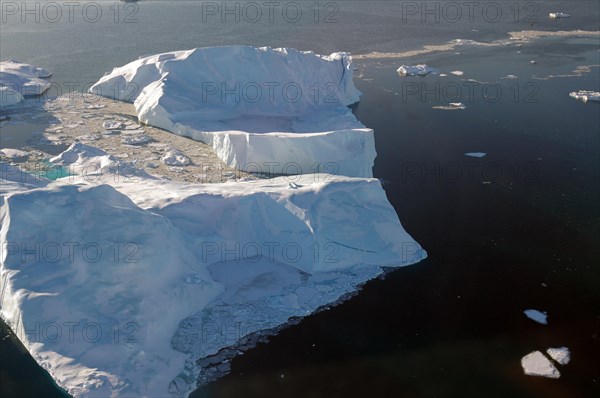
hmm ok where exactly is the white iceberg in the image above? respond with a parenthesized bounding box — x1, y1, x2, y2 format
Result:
(524, 309, 548, 325)
(1, 144, 426, 397)
(0, 60, 52, 100)
(569, 90, 600, 103)
(547, 347, 571, 365)
(521, 351, 561, 378)
(90, 46, 374, 178)
(397, 64, 439, 77)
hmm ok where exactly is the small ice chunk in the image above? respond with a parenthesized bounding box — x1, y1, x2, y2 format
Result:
(546, 347, 570, 365)
(161, 149, 190, 166)
(145, 162, 159, 169)
(103, 121, 126, 130)
(502, 75, 518, 79)
(569, 90, 600, 103)
(521, 351, 561, 378)
(549, 12, 570, 18)
(122, 134, 152, 145)
(450, 70, 464, 76)
(465, 152, 486, 158)
(524, 309, 548, 325)
(86, 104, 106, 109)
(397, 64, 439, 77)
(0, 148, 29, 160)
(530, 60, 537, 64)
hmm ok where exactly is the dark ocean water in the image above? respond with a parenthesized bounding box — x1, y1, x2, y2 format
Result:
(1, 1, 599, 397)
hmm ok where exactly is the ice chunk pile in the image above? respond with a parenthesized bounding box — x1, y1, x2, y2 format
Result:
(0, 60, 52, 107)
(1, 149, 426, 397)
(90, 46, 375, 177)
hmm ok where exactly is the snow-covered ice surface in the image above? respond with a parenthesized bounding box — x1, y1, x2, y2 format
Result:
(524, 309, 548, 325)
(0, 60, 52, 106)
(547, 347, 571, 365)
(396, 64, 439, 77)
(521, 351, 561, 378)
(1, 143, 426, 397)
(90, 46, 375, 178)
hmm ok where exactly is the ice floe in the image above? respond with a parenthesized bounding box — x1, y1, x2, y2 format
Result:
(521, 351, 561, 378)
(464, 152, 486, 158)
(397, 64, 439, 77)
(90, 46, 374, 178)
(524, 309, 548, 325)
(569, 90, 600, 103)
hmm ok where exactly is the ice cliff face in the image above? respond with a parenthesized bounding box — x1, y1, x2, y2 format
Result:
(90, 46, 375, 177)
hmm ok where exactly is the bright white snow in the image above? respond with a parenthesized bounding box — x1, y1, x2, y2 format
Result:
(521, 351, 561, 378)
(90, 46, 374, 178)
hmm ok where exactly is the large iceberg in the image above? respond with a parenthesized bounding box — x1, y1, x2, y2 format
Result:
(1, 145, 426, 396)
(90, 46, 375, 178)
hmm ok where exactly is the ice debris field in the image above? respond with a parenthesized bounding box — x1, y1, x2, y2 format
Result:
(1, 48, 426, 397)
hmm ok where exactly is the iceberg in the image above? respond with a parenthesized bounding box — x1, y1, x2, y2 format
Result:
(0, 60, 52, 105)
(90, 46, 375, 178)
(1, 144, 426, 397)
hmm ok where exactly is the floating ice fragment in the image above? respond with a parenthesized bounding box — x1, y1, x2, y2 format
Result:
(397, 64, 439, 77)
(524, 309, 548, 325)
(549, 12, 570, 18)
(546, 347, 571, 365)
(464, 152, 486, 158)
(161, 149, 190, 166)
(521, 351, 561, 378)
(569, 90, 600, 103)
(502, 75, 518, 79)
(450, 70, 464, 76)
(86, 104, 106, 109)
(0, 60, 52, 97)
